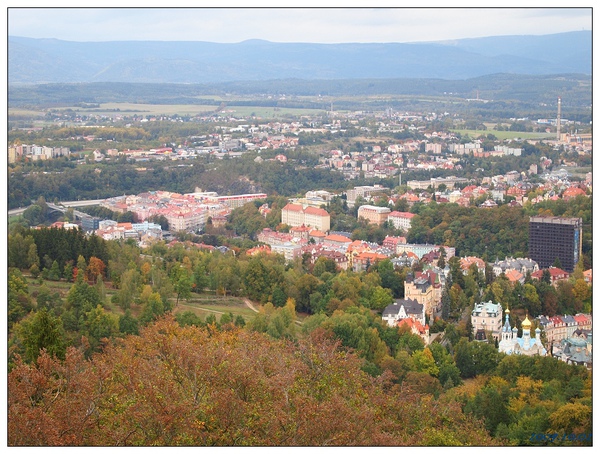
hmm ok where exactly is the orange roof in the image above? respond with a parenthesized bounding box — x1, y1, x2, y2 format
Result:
(283, 203, 303, 212)
(290, 225, 310, 232)
(398, 317, 429, 335)
(563, 187, 586, 197)
(304, 206, 329, 216)
(505, 269, 523, 282)
(355, 251, 387, 260)
(388, 211, 415, 218)
(325, 234, 352, 243)
(309, 230, 326, 237)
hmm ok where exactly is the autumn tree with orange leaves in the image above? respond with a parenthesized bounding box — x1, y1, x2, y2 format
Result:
(9, 316, 495, 447)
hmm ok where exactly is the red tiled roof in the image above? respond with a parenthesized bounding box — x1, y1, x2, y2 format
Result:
(283, 203, 303, 212)
(388, 211, 415, 219)
(304, 206, 329, 216)
(325, 234, 352, 243)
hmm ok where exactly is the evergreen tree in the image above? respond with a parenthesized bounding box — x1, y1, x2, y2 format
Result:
(18, 309, 66, 363)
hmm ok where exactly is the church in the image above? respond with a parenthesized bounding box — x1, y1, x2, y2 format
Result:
(498, 308, 547, 356)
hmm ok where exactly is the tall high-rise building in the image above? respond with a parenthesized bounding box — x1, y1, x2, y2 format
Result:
(529, 216, 582, 272)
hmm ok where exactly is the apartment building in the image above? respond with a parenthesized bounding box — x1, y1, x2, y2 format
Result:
(387, 211, 415, 231)
(357, 205, 390, 225)
(281, 203, 330, 232)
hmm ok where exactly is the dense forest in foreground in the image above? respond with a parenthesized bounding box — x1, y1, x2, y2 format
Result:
(8, 316, 591, 446)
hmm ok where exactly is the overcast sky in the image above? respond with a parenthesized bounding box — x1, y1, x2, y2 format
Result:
(6, 4, 592, 44)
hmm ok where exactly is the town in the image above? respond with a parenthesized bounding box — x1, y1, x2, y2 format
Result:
(8, 77, 592, 448)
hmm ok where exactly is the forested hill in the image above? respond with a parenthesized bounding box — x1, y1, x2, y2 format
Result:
(9, 31, 591, 84)
(8, 74, 592, 112)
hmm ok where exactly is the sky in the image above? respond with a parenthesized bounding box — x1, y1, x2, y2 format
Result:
(6, 3, 593, 44)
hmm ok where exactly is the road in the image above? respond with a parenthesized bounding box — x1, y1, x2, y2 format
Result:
(8, 198, 105, 216)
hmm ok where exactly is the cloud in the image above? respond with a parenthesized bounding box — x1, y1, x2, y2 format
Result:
(7, 7, 592, 44)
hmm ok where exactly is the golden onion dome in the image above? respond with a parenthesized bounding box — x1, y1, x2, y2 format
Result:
(522, 314, 532, 329)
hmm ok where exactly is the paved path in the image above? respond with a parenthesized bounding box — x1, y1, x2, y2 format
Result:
(243, 298, 259, 313)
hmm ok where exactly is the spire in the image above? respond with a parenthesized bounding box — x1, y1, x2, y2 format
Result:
(522, 313, 532, 330)
(503, 305, 512, 333)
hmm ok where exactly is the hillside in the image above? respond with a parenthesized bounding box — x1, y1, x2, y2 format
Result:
(8, 31, 591, 84)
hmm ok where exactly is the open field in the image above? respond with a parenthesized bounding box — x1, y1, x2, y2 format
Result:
(451, 129, 556, 140)
(8, 108, 47, 117)
(49, 102, 217, 116)
(222, 105, 329, 118)
(23, 275, 257, 323)
(13, 102, 331, 119)
(174, 295, 257, 322)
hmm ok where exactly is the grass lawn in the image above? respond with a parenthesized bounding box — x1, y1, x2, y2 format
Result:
(175, 295, 257, 322)
(23, 275, 258, 323)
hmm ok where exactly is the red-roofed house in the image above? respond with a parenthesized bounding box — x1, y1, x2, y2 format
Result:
(583, 269, 592, 284)
(323, 234, 353, 249)
(247, 245, 271, 256)
(573, 313, 592, 330)
(562, 186, 586, 201)
(353, 251, 389, 272)
(460, 256, 486, 275)
(383, 235, 407, 252)
(504, 269, 525, 284)
(397, 317, 430, 345)
(309, 229, 327, 243)
(531, 267, 570, 286)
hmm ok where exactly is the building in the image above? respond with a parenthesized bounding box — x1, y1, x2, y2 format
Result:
(270, 242, 303, 262)
(397, 317, 430, 345)
(281, 203, 330, 232)
(491, 257, 539, 277)
(552, 334, 592, 369)
(387, 211, 415, 231)
(498, 311, 547, 356)
(357, 205, 391, 225)
(80, 216, 101, 232)
(396, 244, 455, 260)
(406, 176, 468, 190)
(404, 274, 437, 320)
(165, 208, 207, 232)
(211, 193, 267, 209)
(382, 298, 426, 327)
(531, 267, 570, 287)
(471, 301, 503, 341)
(529, 216, 582, 272)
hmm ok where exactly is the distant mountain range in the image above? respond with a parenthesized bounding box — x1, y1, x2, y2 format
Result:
(8, 31, 591, 84)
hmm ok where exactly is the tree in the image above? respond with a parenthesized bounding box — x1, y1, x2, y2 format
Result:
(140, 292, 165, 325)
(119, 310, 140, 335)
(63, 261, 74, 283)
(82, 305, 119, 354)
(7, 316, 496, 446)
(548, 403, 592, 436)
(369, 286, 394, 311)
(17, 309, 66, 363)
(8, 270, 34, 329)
(412, 348, 439, 377)
(29, 263, 40, 279)
(65, 280, 101, 330)
(454, 338, 500, 379)
(114, 268, 141, 310)
(75, 255, 87, 281)
(48, 260, 62, 281)
(86, 257, 106, 284)
(174, 273, 193, 306)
